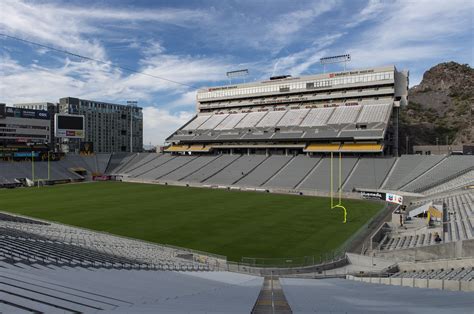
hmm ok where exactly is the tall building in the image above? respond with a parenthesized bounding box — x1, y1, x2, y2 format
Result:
(167, 65, 409, 156)
(59, 97, 143, 153)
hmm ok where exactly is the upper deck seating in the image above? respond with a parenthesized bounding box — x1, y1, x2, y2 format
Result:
(357, 104, 392, 123)
(168, 103, 394, 143)
(214, 113, 247, 130)
(235, 111, 268, 128)
(300, 107, 334, 127)
(256, 110, 287, 128)
(327, 106, 361, 125)
(277, 109, 309, 127)
(197, 114, 229, 130)
(182, 115, 211, 130)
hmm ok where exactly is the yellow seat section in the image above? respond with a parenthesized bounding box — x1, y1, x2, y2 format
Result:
(188, 145, 211, 152)
(340, 143, 383, 152)
(428, 206, 443, 219)
(304, 143, 341, 152)
(164, 145, 188, 152)
(165, 144, 211, 152)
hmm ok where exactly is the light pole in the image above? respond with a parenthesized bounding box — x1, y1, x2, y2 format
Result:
(127, 101, 137, 153)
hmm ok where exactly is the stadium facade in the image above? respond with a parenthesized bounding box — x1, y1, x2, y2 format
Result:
(167, 65, 409, 156)
(0, 103, 51, 158)
(14, 102, 59, 150)
(59, 97, 143, 153)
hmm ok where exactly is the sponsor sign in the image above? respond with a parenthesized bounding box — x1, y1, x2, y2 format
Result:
(386, 193, 403, 205)
(93, 175, 111, 181)
(3, 107, 49, 120)
(361, 192, 385, 201)
(13, 152, 39, 158)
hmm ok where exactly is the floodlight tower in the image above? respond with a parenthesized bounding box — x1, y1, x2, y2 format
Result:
(320, 54, 351, 73)
(127, 100, 138, 153)
(226, 69, 249, 84)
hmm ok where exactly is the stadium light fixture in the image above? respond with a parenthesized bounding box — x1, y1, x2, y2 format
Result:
(226, 69, 249, 84)
(320, 54, 351, 72)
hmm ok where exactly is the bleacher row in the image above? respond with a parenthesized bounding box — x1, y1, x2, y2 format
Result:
(423, 170, 474, 195)
(0, 212, 262, 313)
(107, 153, 474, 194)
(428, 191, 473, 243)
(0, 213, 220, 271)
(378, 231, 441, 251)
(0, 259, 261, 313)
(391, 267, 474, 281)
(376, 190, 474, 252)
(0, 153, 111, 186)
(168, 103, 392, 142)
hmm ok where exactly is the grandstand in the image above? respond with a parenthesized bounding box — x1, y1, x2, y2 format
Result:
(167, 66, 408, 156)
(0, 212, 222, 270)
(1, 64, 473, 312)
(96, 65, 464, 197)
(106, 153, 473, 197)
(0, 153, 110, 187)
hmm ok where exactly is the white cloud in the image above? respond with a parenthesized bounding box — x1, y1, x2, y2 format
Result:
(261, 0, 339, 52)
(269, 1, 337, 39)
(346, 0, 473, 75)
(344, 0, 384, 28)
(167, 91, 198, 110)
(0, 0, 210, 60)
(260, 0, 472, 85)
(1, 0, 473, 146)
(268, 33, 344, 77)
(1, 0, 106, 59)
(52, 6, 210, 26)
(142, 107, 194, 146)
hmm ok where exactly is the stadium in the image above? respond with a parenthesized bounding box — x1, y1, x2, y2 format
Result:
(1, 59, 473, 313)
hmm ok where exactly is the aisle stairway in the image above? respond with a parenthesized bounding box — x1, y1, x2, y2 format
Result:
(252, 276, 292, 314)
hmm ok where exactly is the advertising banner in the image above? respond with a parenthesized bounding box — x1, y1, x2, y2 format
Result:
(3, 107, 49, 120)
(361, 191, 385, 201)
(385, 193, 403, 205)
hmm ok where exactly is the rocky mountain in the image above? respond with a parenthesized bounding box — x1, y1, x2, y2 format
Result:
(399, 62, 473, 153)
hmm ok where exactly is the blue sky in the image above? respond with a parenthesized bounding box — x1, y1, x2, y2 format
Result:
(1, 0, 473, 145)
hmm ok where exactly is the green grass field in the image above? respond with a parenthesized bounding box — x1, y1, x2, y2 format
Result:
(0, 182, 382, 262)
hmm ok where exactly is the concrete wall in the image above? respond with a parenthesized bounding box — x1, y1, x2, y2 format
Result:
(227, 257, 348, 276)
(122, 177, 366, 199)
(346, 275, 474, 292)
(346, 253, 395, 271)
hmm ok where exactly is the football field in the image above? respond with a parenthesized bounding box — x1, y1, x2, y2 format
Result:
(0, 182, 382, 262)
